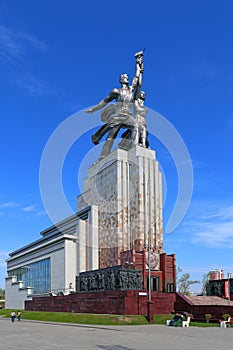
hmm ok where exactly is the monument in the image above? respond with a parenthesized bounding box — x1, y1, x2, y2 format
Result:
(76, 51, 166, 289)
(22, 51, 176, 317)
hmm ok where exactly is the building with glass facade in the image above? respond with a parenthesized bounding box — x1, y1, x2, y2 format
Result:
(5, 205, 98, 309)
(7, 258, 51, 294)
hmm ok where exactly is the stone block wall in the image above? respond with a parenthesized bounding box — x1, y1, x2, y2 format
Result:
(25, 290, 176, 315)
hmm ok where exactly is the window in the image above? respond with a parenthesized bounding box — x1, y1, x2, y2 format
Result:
(147, 277, 159, 292)
(8, 258, 51, 294)
(167, 283, 175, 293)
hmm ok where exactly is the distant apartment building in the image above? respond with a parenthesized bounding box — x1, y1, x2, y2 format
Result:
(206, 269, 233, 300)
(208, 269, 224, 280)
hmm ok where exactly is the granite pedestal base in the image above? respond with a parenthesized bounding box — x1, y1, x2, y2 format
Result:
(25, 290, 176, 316)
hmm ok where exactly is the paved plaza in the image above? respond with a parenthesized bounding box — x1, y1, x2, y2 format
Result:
(0, 318, 232, 350)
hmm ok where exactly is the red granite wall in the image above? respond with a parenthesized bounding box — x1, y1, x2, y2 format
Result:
(189, 305, 233, 320)
(119, 250, 176, 292)
(25, 290, 176, 315)
(160, 253, 176, 292)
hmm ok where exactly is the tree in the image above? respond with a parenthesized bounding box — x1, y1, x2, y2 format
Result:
(0, 288, 5, 298)
(201, 274, 209, 295)
(177, 268, 200, 295)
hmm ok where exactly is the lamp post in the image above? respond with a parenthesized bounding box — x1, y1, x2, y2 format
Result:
(147, 228, 153, 323)
(228, 272, 232, 306)
(148, 229, 152, 303)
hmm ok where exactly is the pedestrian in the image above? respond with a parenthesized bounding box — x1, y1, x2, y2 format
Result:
(17, 310, 21, 321)
(10, 311, 16, 322)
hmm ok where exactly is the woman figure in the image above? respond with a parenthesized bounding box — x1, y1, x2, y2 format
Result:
(17, 310, 21, 321)
(133, 90, 149, 147)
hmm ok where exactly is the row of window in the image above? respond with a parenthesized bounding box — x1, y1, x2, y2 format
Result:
(8, 258, 51, 294)
(146, 277, 175, 292)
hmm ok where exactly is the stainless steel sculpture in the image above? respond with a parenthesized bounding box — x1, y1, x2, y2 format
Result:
(120, 90, 149, 149)
(85, 50, 148, 159)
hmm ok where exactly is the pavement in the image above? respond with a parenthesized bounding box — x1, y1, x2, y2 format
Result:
(0, 318, 232, 350)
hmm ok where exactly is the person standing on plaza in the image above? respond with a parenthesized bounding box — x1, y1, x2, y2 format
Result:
(17, 310, 21, 321)
(10, 311, 16, 322)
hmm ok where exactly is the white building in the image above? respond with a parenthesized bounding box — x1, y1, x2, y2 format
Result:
(5, 206, 98, 309)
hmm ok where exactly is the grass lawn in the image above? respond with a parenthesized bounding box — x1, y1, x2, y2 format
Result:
(0, 309, 221, 327)
(153, 314, 220, 327)
(0, 309, 148, 325)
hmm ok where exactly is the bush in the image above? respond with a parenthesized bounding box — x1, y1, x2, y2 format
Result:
(222, 314, 231, 321)
(205, 314, 212, 323)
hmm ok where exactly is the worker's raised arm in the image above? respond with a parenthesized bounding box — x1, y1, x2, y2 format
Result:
(131, 50, 144, 90)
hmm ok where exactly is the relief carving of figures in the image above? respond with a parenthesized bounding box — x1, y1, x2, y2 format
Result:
(80, 276, 88, 292)
(110, 270, 116, 290)
(76, 267, 142, 292)
(97, 272, 105, 290)
(136, 271, 143, 289)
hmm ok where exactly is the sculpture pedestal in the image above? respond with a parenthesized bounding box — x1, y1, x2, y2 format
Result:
(77, 144, 163, 270)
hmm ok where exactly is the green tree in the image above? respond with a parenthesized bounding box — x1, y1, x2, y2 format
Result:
(201, 274, 209, 295)
(0, 288, 5, 298)
(177, 269, 200, 295)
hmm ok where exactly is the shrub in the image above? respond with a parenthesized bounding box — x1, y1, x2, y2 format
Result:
(222, 314, 231, 321)
(205, 314, 212, 323)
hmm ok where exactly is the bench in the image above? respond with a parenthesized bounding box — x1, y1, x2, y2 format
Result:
(220, 317, 233, 328)
(166, 316, 191, 327)
(182, 316, 191, 327)
(225, 317, 233, 327)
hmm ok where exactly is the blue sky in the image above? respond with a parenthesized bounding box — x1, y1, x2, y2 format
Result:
(1, 0, 233, 292)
